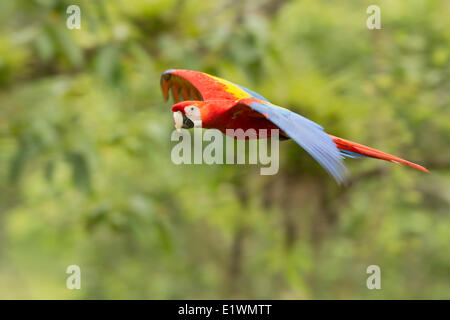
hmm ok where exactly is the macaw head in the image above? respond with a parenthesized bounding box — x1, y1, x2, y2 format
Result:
(171, 101, 204, 132)
(171, 99, 237, 132)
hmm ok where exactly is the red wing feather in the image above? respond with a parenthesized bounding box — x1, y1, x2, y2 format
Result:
(160, 69, 241, 102)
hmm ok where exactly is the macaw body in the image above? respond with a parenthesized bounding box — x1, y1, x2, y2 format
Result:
(161, 69, 428, 183)
(174, 98, 285, 137)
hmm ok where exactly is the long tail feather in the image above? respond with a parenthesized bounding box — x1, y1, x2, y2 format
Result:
(330, 135, 429, 173)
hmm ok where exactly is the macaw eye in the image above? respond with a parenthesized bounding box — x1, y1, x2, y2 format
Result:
(184, 105, 201, 122)
(185, 105, 196, 112)
(184, 105, 199, 115)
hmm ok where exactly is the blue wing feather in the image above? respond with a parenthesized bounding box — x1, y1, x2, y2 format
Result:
(249, 102, 347, 184)
(340, 150, 369, 159)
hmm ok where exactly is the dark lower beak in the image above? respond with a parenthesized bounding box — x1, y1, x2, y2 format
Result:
(182, 114, 194, 129)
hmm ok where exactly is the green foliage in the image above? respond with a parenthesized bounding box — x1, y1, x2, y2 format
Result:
(0, 0, 449, 299)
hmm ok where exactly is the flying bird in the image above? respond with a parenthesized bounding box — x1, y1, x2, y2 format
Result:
(161, 69, 428, 183)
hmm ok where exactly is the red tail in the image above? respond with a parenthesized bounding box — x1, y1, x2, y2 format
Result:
(330, 135, 429, 173)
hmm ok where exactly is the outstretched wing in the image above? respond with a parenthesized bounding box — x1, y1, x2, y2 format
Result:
(237, 99, 348, 184)
(160, 69, 270, 103)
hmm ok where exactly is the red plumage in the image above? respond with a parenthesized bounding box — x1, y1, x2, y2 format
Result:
(330, 135, 429, 172)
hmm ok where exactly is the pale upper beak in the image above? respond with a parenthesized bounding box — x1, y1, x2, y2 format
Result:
(173, 111, 194, 132)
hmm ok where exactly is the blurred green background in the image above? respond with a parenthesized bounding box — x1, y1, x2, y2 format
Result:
(0, 0, 449, 299)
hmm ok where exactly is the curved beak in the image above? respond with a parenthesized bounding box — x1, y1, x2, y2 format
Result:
(173, 111, 194, 132)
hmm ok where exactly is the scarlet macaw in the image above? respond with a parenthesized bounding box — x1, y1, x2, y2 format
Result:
(161, 69, 428, 183)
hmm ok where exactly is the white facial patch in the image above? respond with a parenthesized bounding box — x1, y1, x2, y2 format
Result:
(184, 105, 202, 127)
